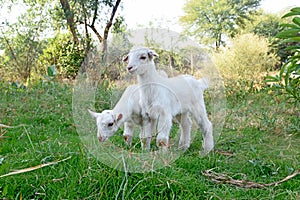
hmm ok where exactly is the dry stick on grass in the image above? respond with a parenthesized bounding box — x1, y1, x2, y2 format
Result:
(203, 168, 300, 189)
(0, 156, 72, 178)
(0, 123, 29, 139)
(0, 124, 29, 128)
(0, 124, 12, 128)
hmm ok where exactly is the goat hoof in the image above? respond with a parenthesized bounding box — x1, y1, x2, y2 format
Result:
(123, 135, 132, 146)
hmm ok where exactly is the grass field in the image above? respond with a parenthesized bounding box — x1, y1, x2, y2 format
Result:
(0, 81, 299, 199)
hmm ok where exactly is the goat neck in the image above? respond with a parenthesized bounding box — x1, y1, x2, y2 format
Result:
(136, 63, 158, 84)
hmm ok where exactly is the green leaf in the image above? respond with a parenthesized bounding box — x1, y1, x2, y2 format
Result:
(281, 37, 300, 43)
(280, 23, 299, 29)
(47, 65, 56, 77)
(285, 45, 300, 51)
(289, 54, 300, 61)
(295, 64, 300, 73)
(264, 75, 280, 83)
(279, 63, 287, 78)
(276, 29, 300, 39)
(282, 7, 300, 18)
(293, 17, 300, 26)
(291, 7, 300, 13)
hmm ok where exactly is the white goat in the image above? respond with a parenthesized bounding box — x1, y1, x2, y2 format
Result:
(88, 85, 141, 146)
(89, 73, 192, 149)
(123, 47, 213, 153)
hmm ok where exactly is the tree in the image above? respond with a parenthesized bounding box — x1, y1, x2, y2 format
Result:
(0, 4, 49, 82)
(2, 0, 123, 53)
(242, 11, 283, 38)
(241, 11, 293, 65)
(180, 0, 261, 49)
(58, 0, 123, 54)
(0, 0, 124, 81)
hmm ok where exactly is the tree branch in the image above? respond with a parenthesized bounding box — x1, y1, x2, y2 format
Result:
(101, 0, 122, 54)
(103, 0, 121, 41)
(0, 29, 20, 67)
(91, 0, 99, 27)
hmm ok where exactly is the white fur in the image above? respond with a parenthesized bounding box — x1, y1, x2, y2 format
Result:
(124, 47, 213, 153)
(88, 85, 141, 146)
(89, 70, 192, 149)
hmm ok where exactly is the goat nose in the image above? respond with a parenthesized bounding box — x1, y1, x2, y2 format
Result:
(98, 136, 105, 142)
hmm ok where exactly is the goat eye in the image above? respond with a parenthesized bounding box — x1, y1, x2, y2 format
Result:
(107, 122, 114, 127)
(140, 55, 147, 60)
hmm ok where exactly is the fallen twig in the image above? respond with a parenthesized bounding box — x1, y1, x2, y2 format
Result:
(0, 124, 28, 128)
(215, 150, 234, 157)
(203, 168, 300, 189)
(0, 156, 72, 178)
(0, 124, 28, 140)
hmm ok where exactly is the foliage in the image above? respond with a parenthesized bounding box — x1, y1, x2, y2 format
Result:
(241, 11, 293, 65)
(56, 0, 124, 52)
(0, 0, 124, 83)
(0, 82, 299, 199)
(242, 11, 284, 38)
(180, 0, 261, 49)
(0, 10, 47, 82)
(43, 65, 57, 83)
(212, 33, 279, 94)
(38, 33, 85, 79)
(265, 7, 300, 105)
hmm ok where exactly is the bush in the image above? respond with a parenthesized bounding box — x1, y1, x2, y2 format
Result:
(212, 33, 279, 94)
(265, 7, 300, 105)
(38, 33, 85, 79)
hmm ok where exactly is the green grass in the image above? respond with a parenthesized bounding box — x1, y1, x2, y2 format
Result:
(0, 81, 299, 199)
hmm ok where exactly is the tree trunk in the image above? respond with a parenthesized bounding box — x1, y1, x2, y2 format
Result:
(169, 53, 175, 72)
(60, 0, 79, 43)
(216, 33, 222, 50)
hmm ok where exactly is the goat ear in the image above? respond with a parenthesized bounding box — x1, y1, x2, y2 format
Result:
(116, 113, 123, 121)
(122, 55, 128, 62)
(88, 109, 100, 119)
(148, 50, 158, 60)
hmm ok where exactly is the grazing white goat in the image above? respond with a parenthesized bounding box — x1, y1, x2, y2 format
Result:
(88, 85, 143, 146)
(123, 47, 213, 153)
(89, 74, 192, 149)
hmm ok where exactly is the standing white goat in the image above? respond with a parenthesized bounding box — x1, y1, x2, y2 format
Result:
(123, 47, 213, 153)
(89, 83, 192, 149)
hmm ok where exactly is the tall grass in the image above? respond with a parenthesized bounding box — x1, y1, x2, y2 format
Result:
(0, 81, 299, 199)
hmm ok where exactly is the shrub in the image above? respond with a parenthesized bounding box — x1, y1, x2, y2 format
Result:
(212, 33, 279, 94)
(38, 33, 85, 79)
(265, 7, 300, 105)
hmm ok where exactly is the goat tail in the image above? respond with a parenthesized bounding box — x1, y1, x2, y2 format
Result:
(198, 77, 210, 89)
